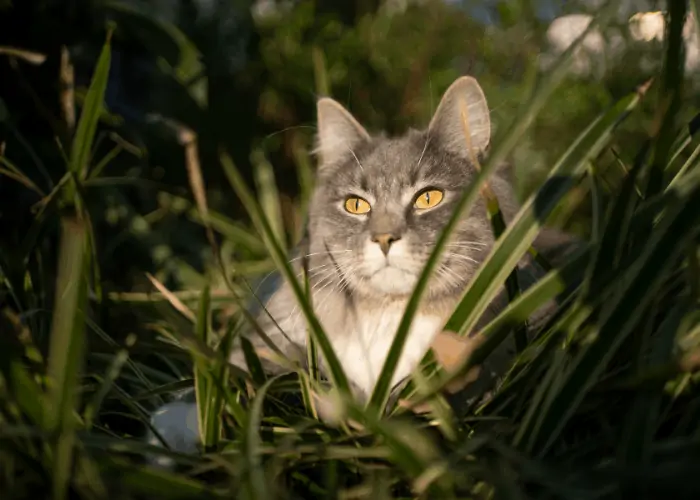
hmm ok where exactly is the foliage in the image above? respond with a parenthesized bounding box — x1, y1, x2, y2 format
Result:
(1, 0, 699, 498)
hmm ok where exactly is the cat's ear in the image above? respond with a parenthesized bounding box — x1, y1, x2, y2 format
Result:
(428, 76, 490, 158)
(315, 97, 370, 167)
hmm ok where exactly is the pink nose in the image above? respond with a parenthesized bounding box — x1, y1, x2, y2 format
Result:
(372, 233, 401, 255)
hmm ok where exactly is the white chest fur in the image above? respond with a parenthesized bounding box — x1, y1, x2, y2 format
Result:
(327, 307, 443, 400)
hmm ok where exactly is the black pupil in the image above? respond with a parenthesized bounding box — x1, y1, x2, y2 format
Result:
(355, 199, 360, 210)
(425, 192, 430, 204)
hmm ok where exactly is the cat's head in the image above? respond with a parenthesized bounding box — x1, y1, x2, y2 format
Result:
(307, 76, 512, 301)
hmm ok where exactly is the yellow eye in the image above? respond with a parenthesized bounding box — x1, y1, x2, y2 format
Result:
(414, 189, 444, 210)
(345, 196, 371, 214)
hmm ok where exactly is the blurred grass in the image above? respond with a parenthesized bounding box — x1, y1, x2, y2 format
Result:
(1, 0, 700, 499)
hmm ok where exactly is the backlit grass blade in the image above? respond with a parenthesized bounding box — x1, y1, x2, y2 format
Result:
(241, 336, 268, 386)
(366, 1, 620, 416)
(83, 347, 130, 429)
(45, 216, 90, 500)
(68, 30, 112, 181)
(252, 149, 286, 249)
(193, 284, 215, 448)
(459, 97, 527, 352)
(242, 374, 283, 499)
(646, 0, 686, 197)
(668, 141, 700, 188)
(301, 256, 320, 418)
(220, 152, 350, 394)
(188, 206, 266, 255)
(446, 85, 646, 338)
(292, 132, 315, 241)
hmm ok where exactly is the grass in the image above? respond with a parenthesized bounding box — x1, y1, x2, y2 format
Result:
(1, 1, 700, 498)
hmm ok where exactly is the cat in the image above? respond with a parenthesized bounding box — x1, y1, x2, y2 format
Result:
(229, 75, 574, 399)
(146, 76, 578, 457)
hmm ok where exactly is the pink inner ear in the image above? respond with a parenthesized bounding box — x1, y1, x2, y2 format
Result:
(428, 77, 491, 156)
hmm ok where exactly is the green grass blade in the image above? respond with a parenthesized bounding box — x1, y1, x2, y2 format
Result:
(45, 216, 90, 500)
(668, 140, 700, 189)
(241, 336, 268, 386)
(242, 375, 283, 499)
(220, 152, 350, 394)
(252, 149, 286, 249)
(193, 284, 214, 448)
(68, 30, 112, 181)
(367, 2, 621, 416)
(83, 348, 130, 429)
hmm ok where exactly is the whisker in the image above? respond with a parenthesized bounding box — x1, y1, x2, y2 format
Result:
(347, 147, 364, 172)
(288, 250, 352, 265)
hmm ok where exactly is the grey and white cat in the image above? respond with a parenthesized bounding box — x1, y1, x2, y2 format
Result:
(147, 76, 576, 457)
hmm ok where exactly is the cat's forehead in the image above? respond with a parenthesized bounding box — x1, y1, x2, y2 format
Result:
(342, 132, 452, 189)
(362, 135, 424, 174)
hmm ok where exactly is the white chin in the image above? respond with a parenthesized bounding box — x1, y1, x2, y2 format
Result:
(367, 267, 417, 295)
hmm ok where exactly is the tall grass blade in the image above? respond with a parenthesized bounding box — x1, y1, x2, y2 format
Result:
(45, 216, 90, 500)
(220, 152, 350, 394)
(193, 284, 215, 448)
(242, 375, 282, 499)
(68, 30, 112, 181)
(646, 0, 686, 197)
(252, 150, 286, 249)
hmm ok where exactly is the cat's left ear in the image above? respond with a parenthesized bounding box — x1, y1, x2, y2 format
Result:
(428, 76, 490, 158)
(315, 98, 370, 168)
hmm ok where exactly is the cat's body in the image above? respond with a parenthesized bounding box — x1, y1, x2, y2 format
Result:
(147, 76, 578, 456)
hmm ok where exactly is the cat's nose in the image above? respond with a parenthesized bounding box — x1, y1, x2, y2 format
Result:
(372, 233, 401, 256)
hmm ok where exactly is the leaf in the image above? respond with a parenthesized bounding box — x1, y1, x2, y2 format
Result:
(44, 216, 90, 500)
(220, 152, 350, 394)
(0, 46, 46, 65)
(252, 149, 286, 249)
(193, 284, 215, 448)
(242, 375, 283, 499)
(68, 30, 112, 181)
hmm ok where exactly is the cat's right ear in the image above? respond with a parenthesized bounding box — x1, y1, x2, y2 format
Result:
(428, 76, 491, 158)
(315, 98, 370, 168)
